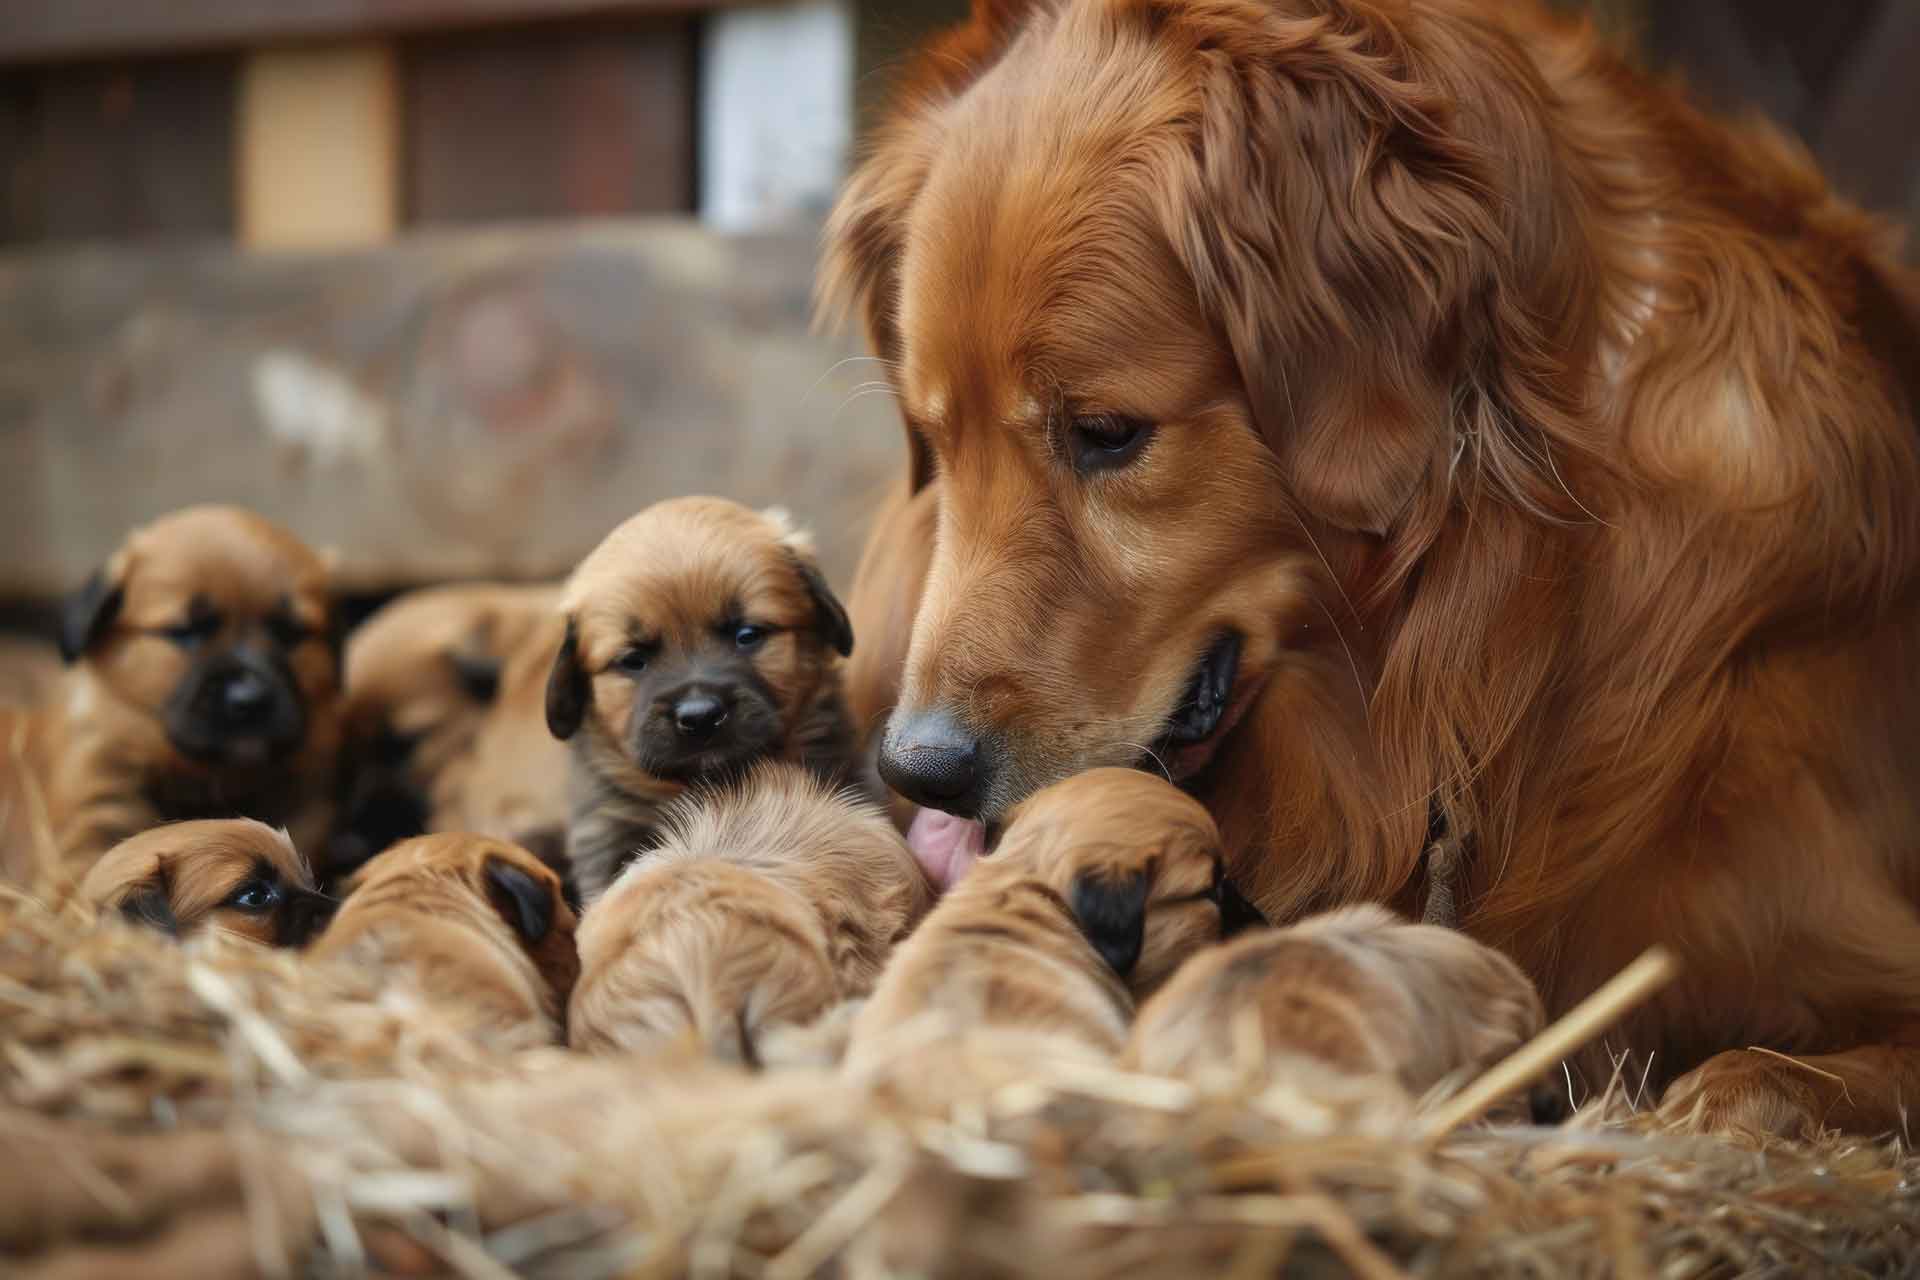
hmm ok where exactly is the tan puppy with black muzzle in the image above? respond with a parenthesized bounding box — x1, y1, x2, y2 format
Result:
(0, 506, 343, 893)
(1126, 904, 1544, 1105)
(546, 498, 870, 903)
(79, 818, 335, 947)
(330, 583, 562, 875)
(845, 767, 1266, 1080)
(568, 761, 932, 1064)
(311, 833, 580, 1043)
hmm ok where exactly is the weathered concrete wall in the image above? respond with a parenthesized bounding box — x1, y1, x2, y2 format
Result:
(0, 220, 905, 597)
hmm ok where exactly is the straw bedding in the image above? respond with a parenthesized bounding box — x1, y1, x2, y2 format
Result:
(2, 892, 1916, 1279)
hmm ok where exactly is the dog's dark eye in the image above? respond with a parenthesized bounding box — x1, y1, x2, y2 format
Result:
(266, 614, 310, 647)
(225, 878, 280, 913)
(160, 613, 221, 647)
(732, 625, 769, 652)
(1067, 414, 1154, 474)
(613, 646, 653, 674)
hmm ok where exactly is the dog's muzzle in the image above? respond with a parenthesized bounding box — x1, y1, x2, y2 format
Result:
(167, 651, 307, 765)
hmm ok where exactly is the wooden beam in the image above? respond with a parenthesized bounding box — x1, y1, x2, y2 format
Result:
(238, 43, 400, 251)
(0, 222, 904, 596)
(0, 1, 746, 66)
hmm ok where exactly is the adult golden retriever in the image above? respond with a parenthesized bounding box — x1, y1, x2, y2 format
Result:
(821, 0, 1920, 1139)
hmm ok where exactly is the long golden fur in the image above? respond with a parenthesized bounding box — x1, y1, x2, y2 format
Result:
(310, 833, 580, 1043)
(78, 818, 333, 947)
(0, 506, 342, 893)
(568, 761, 932, 1063)
(1126, 903, 1541, 1101)
(547, 498, 870, 902)
(332, 583, 563, 871)
(846, 768, 1259, 1074)
(823, 0, 1920, 1138)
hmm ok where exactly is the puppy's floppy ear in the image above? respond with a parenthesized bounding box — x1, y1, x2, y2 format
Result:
(544, 618, 588, 741)
(59, 569, 124, 664)
(483, 855, 556, 945)
(1068, 871, 1148, 978)
(790, 554, 855, 658)
(118, 884, 179, 937)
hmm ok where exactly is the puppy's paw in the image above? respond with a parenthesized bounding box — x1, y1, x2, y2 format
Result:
(1655, 1050, 1825, 1143)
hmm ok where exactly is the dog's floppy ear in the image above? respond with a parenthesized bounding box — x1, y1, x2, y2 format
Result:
(1068, 871, 1149, 978)
(1217, 875, 1268, 938)
(790, 553, 855, 658)
(118, 884, 179, 937)
(544, 618, 588, 740)
(59, 569, 125, 664)
(483, 854, 556, 945)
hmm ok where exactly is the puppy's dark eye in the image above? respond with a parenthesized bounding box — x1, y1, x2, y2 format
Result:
(1067, 414, 1154, 474)
(266, 614, 310, 647)
(613, 646, 653, 674)
(160, 613, 221, 647)
(732, 624, 769, 652)
(225, 878, 281, 913)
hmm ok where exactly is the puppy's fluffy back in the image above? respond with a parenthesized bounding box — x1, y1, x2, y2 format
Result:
(652, 762, 933, 990)
(570, 762, 932, 1062)
(1128, 905, 1542, 1097)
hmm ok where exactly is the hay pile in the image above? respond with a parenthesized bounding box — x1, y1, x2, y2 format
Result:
(2, 893, 1917, 1279)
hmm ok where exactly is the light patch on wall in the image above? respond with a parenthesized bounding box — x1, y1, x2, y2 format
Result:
(251, 349, 389, 467)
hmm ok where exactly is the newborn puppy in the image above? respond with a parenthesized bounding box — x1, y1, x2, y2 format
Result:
(79, 818, 334, 946)
(1126, 904, 1543, 1101)
(331, 583, 561, 874)
(0, 505, 343, 892)
(546, 498, 867, 902)
(569, 761, 932, 1063)
(310, 833, 580, 1042)
(847, 768, 1265, 1073)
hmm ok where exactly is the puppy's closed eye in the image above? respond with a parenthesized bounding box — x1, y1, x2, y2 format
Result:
(1068, 871, 1148, 977)
(1217, 875, 1268, 937)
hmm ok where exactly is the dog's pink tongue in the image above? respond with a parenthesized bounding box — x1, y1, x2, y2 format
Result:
(905, 808, 987, 891)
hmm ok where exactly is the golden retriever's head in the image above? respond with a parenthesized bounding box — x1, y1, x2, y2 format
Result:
(61, 505, 342, 776)
(821, 0, 1584, 829)
(546, 498, 854, 788)
(81, 818, 334, 947)
(994, 767, 1266, 995)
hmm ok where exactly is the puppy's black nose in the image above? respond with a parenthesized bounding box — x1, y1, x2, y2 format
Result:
(220, 671, 272, 725)
(880, 709, 982, 817)
(672, 692, 730, 739)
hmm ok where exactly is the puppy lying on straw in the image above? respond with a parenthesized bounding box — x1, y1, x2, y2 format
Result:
(310, 833, 580, 1044)
(568, 761, 932, 1063)
(847, 768, 1264, 1082)
(80, 818, 333, 947)
(1127, 903, 1543, 1105)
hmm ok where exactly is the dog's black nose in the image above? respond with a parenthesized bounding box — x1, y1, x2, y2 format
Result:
(220, 671, 272, 725)
(672, 692, 730, 739)
(880, 709, 982, 817)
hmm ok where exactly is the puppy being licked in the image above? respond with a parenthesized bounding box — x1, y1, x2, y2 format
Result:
(310, 833, 579, 1043)
(331, 583, 562, 874)
(0, 506, 343, 892)
(547, 498, 867, 902)
(1126, 905, 1543, 1107)
(847, 767, 1264, 1079)
(79, 819, 334, 946)
(569, 761, 932, 1063)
